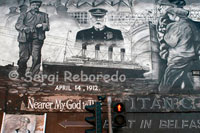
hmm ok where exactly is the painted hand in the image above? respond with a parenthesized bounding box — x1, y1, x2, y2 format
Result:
(159, 49, 169, 60)
(36, 24, 43, 28)
(24, 27, 31, 33)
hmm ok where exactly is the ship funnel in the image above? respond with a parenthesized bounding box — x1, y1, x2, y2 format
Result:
(108, 46, 113, 61)
(120, 48, 125, 62)
(82, 44, 87, 58)
(95, 44, 100, 60)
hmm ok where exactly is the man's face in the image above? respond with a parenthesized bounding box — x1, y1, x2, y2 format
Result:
(91, 16, 105, 29)
(20, 121, 28, 129)
(30, 2, 41, 12)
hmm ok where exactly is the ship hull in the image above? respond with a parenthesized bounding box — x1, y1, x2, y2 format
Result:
(42, 62, 147, 79)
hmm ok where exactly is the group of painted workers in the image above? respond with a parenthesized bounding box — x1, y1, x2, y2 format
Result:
(13, 0, 200, 93)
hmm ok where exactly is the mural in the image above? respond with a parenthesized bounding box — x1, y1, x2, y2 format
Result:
(0, 0, 199, 114)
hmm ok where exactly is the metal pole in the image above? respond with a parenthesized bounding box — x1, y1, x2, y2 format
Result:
(107, 96, 113, 133)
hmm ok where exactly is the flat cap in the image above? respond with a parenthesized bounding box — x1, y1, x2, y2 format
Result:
(89, 8, 107, 17)
(166, 7, 189, 17)
(30, 0, 42, 4)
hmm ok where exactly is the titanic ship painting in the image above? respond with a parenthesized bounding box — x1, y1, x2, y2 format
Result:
(41, 0, 152, 79)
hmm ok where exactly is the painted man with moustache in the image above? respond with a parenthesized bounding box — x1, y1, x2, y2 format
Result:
(15, 0, 49, 78)
(75, 8, 124, 47)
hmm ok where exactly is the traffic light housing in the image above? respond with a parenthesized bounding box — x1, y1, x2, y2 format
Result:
(112, 102, 126, 127)
(85, 102, 102, 133)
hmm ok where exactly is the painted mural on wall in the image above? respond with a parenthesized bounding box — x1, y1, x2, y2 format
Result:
(0, 0, 200, 113)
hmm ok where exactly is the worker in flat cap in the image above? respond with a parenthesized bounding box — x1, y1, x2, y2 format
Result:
(15, 0, 50, 79)
(15, 116, 30, 133)
(75, 8, 124, 47)
(152, 0, 188, 87)
(156, 0, 187, 57)
(158, 6, 200, 93)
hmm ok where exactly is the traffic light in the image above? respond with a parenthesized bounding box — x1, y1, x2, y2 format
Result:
(85, 102, 102, 133)
(112, 102, 126, 127)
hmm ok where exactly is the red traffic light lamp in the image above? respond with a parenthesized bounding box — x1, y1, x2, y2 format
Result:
(114, 103, 124, 113)
(112, 102, 126, 127)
